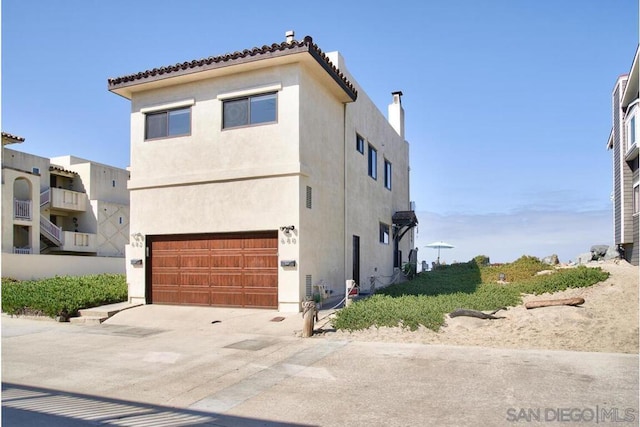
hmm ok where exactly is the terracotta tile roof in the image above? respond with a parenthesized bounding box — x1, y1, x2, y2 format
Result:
(108, 36, 357, 101)
(1, 132, 26, 143)
(49, 165, 78, 176)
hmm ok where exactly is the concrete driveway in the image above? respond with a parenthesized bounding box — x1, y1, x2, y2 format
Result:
(2, 305, 638, 426)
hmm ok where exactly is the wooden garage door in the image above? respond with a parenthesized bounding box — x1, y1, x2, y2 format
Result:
(148, 232, 278, 308)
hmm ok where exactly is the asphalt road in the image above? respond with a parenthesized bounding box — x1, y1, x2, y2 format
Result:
(2, 305, 638, 426)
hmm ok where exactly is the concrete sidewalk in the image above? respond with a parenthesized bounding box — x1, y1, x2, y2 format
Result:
(2, 305, 638, 426)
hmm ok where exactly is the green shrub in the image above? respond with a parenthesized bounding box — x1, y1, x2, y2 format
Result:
(1, 274, 127, 319)
(333, 257, 609, 332)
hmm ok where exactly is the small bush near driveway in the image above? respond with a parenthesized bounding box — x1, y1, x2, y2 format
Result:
(2, 274, 127, 320)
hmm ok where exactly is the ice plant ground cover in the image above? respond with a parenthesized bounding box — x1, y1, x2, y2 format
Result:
(333, 256, 609, 331)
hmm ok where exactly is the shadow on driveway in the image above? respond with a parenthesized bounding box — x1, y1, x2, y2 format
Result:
(2, 382, 313, 427)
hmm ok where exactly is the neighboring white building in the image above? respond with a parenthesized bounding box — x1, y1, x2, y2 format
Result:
(108, 33, 416, 312)
(2, 132, 130, 259)
(608, 46, 639, 266)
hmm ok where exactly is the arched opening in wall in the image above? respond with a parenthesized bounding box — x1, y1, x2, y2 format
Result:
(13, 177, 33, 220)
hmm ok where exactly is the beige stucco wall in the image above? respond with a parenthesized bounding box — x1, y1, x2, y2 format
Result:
(92, 200, 130, 257)
(2, 150, 130, 259)
(125, 63, 305, 311)
(51, 156, 130, 205)
(2, 253, 125, 280)
(328, 52, 413, 292)
(123, 50, 412, 311)
(1, 167, 41, 253)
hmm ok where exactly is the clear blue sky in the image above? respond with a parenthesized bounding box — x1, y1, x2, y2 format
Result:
(2, 1, 638, 263)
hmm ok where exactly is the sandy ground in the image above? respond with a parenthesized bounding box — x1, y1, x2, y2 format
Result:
(326, 260, 639, 354)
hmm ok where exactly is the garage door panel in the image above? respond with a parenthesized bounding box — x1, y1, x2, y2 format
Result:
(209, 272, 243, 287)
(180, 273, 210, 286)
(244, 273, 277, 288)
(210, 254, 243, 268)
(244, 254, 278, 269)
(180, 290, 211, 305)
(153, 289, 180, 304)
(152, 272, 179, 285)
(154, 255, 180, 268)
(243, 237, 277, 249)
(210, 238, 243, 250)
(180, 255, 210, 268)
(211, 291, 244, 307)
(180, 240, 211, 250)
(243, 292, 277, 308)
(149, 232, 278, 308)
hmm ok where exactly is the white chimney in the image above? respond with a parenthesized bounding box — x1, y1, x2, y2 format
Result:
(388, 91, 404, 138)
(285, 30, 295, 43)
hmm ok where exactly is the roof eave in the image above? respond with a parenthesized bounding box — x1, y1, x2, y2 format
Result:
(108, 37, 357, 102)
(621, 45, 639, 108)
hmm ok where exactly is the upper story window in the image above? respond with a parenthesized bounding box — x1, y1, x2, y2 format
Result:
(223, 92, 277, 129)
(356, 134, 364, 154)
(145, 107, 191, 140)
(384, 159, 392, 190)
(368, 145, 377, 180)
(630, 115, 636, 146)
(634, 184, 639, 215)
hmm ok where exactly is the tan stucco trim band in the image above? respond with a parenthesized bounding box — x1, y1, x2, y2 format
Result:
(217, 83, 283, 100)
(128, 162, 309, 190)
(140, 98, 196, 114)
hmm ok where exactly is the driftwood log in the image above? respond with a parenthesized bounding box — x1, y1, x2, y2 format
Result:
(525, 297, 585, 310)
(449, 307, 506, 320)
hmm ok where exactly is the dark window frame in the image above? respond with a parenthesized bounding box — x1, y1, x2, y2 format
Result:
(144, 107, 192, 140)
(222, 92, 278, 130)
(356, 133, 365, 154)
(379, 222, 390, 245)
(384, 159, 392, 190)
(368, 144, 377, 180)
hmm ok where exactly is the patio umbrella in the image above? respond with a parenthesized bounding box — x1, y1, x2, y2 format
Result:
(425, 241, 454, 264)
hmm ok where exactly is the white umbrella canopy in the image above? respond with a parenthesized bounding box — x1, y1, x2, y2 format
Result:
(425, 241, 454, 263)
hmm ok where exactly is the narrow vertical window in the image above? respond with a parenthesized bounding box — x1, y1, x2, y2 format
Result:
(112, 180, 116, 187)
(379, 222, 390, 244)
(306, 186, 312, 209)
(368, 145, 377, 180)
(630, 116, 636, 146)
(356, 133, 364, 154)
(384, 159, 392, 190)
(634, 184, 639, 214)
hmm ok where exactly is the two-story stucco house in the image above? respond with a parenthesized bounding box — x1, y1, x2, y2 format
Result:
(108, 33, 416, 312)
(2, 132, 130, 262)
(608, 46, 639, 266)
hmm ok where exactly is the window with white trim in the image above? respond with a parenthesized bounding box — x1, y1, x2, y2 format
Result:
(145, 107, 191, 140)
(630, 116, 636, 146)
(633, 183, 639, 215)
(223, 92, 277, 129)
